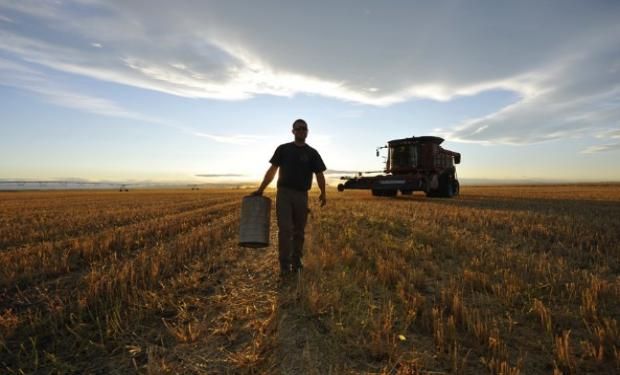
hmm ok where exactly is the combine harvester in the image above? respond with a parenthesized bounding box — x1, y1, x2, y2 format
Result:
(337, 136, 461, 198)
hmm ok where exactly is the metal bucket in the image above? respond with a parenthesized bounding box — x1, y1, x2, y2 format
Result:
(239, 195, 271, 248)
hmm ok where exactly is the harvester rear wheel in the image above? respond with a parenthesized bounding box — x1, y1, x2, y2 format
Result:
(452, 180, 460, 196)
(430, 174, 455, 198)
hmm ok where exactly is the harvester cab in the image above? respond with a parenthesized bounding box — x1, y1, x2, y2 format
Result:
(337, 136, 461, 198)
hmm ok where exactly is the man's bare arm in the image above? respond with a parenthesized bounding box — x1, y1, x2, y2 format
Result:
(252, 164, 279, 195)
(316, 171, 326, 207)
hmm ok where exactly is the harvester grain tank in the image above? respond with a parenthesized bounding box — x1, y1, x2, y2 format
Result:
(337, 136, 461, 198)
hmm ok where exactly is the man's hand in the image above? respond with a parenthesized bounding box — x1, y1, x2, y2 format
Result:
(252, 165, 278, 197)
(319, 193, 327, 207)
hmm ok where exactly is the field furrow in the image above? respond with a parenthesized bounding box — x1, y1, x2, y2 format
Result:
(0, 193, 235, 249)
(1, 195, 243, 373)
(0, 200, 241, 289)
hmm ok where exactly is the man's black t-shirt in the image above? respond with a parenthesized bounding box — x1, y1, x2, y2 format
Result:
(269, 142, 326, 191)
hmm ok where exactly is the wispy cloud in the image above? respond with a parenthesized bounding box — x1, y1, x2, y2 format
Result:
(0, 57, 163, 123)
(442, 46, 620, 144)
(0, 14, 14, 23)
(596, 129, 620, 139)
(1, 0, 619, 145)
(581, 143, 620, 154)
(192, 132, 266, 145)
(0, 57, 276, 147)
(0, 1, 62, 20)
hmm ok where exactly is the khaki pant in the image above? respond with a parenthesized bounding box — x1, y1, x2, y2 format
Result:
(276, 187, 308, 272)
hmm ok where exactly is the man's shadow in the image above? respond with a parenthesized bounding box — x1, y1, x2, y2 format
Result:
(273, 271, 333, 375)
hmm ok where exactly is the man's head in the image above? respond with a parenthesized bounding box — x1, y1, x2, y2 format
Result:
(292, 119, 308, 143)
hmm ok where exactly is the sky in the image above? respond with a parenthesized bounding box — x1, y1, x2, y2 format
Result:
(1, 0, 619, 185)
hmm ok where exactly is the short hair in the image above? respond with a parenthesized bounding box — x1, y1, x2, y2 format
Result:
(292, 119, 307, 128)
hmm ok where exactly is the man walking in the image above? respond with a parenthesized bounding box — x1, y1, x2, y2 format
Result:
(252, 119, 327, 277)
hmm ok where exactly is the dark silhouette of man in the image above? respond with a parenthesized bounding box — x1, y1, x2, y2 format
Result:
(252, 119, 327, 277)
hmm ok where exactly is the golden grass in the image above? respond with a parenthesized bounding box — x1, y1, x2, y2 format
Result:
(300, 184, 620, 374)
(0, 185, 619, 374)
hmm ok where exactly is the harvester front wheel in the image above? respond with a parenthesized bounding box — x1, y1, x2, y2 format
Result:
(442, 180, 454, 198)
(431, 174, 455, 198)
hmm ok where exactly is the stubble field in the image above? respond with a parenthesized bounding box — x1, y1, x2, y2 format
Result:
(0, 185, 619, 374)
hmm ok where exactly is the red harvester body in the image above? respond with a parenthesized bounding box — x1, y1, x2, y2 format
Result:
(337, 136, 461, 197)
